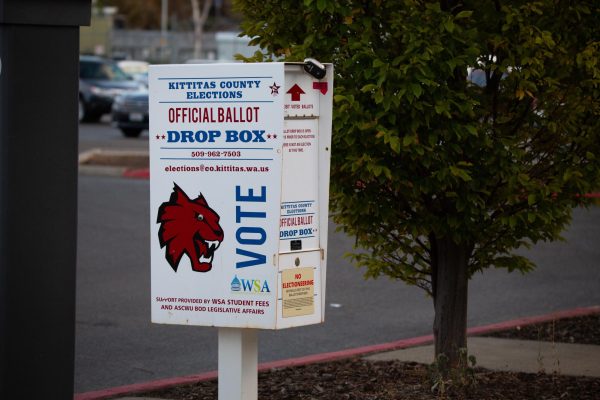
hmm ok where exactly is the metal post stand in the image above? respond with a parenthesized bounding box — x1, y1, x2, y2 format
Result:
(218, 328, 258, 400)
(0, 1, 90, 398)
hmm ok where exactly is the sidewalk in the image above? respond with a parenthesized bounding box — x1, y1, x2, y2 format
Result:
(366, 336, 600, 377)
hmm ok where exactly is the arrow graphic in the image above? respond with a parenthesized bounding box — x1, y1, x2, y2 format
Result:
(286, 84, 305, 101)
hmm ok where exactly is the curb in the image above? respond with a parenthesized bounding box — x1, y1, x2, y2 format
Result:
(74, 305, 600, 400)
(467, 305, 600, 336)
(122, 168, 150, 179)
(78, 149, 149, 179)
(79, 164, 128, 178)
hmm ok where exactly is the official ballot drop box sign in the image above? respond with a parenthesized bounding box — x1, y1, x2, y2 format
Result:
(149, 62, 333, 329)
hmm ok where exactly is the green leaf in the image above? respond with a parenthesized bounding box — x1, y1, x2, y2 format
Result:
(410, 83, 423, 98)
(434, 103, 446, 114)
(465, 125, 478, 136)
(372, 164, 383, 177)
(444, 19, 455, 33)
(361, 84, 378, 93)
(389, 136, 401, 153)
(449, 166, 472, 182)
(455, 10, 473, 19)
(391, 56, 403, 66)
(373, 59, 386, 68)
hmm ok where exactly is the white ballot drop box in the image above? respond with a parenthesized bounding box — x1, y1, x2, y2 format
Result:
(149, 62, 333, 329)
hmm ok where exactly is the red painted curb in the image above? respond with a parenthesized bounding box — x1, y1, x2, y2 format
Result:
(74, 371, 217, 400)
(122, 168, 149, 179)
(257, 333, 435, 372)
(74, 305, 600, 400)
(467, 305, 600, 336)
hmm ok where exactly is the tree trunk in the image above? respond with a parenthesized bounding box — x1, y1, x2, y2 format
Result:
(190, 0, 213, 60)
(430, 234, 472, 370)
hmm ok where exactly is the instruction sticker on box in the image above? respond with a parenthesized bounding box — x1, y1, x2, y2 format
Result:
(281, 267, 314, 318)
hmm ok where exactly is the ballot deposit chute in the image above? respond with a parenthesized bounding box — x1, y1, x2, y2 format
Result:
(149, 60, 333, 399)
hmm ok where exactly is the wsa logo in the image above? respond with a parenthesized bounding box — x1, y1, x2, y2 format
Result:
(231, 275, 242, 292)
(230, 275, 270, 293)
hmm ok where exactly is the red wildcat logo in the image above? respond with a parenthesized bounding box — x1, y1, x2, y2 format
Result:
(157, 184, 224, 272)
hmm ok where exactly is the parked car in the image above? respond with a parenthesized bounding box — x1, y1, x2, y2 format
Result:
(79, 55, 143, 122)
(117, 60, 149, 87)
(111, 90, 149, 138)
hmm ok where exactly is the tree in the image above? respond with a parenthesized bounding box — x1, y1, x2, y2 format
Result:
(234, 0, 600, 370)
(191, 0, 214, 59)
(103, 0, 224, 31)
(102, 0, 162, 29)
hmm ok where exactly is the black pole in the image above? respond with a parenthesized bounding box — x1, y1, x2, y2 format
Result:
(0, 1, 90, 398)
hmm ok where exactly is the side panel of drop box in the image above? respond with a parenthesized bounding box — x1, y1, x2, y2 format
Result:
(275, 63, 333, 329)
